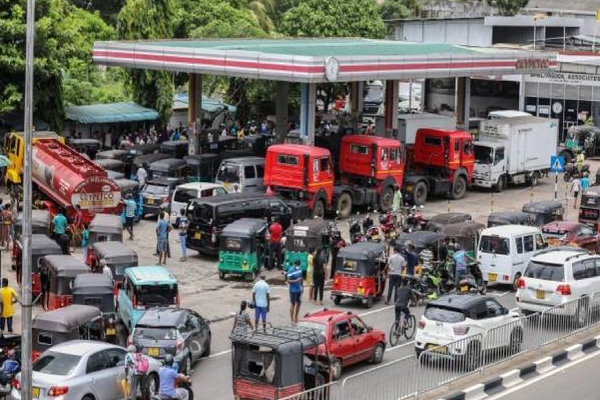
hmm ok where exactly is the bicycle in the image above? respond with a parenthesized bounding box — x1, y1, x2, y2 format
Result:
(389, 312, 416, 347)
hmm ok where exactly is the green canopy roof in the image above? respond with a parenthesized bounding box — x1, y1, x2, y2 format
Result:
(172, 93, 237, 113)
(66, 102, 159, 124)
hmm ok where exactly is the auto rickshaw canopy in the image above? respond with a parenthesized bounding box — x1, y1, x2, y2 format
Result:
(487, 211, 533, 227)
(44, 255, 92, 277)
(285, 219, 330, 251)
(395, 231, 447, 252)
(522, 200, 563, 226)
(15, 210, 51, 236)
(222, 218, 267, 239)
(337, 241, 385, 262)
(73, 273, 114, 296)
(89, 213, 124, 236)
(32, 304, 102, 333)
(441, 221, 485, 252)
(427, 213, 472, 232)
(94, 158, 125, 171)
(92, 241, 138, 265)
(95, 149, 128, 160)
(26, 234, 62, 256)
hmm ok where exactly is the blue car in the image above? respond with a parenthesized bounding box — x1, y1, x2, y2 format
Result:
(117, 266, 179, 331)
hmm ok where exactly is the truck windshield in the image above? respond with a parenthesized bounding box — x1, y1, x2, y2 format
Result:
(474, 145, 493, 164)
(479, 235, 509, 255)
(217, 163, 240, 184)
(364, 84, 383, 103)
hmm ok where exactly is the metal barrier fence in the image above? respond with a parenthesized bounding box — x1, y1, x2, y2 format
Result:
(292, 291, 600, 400)
(279, 381, 341, 400)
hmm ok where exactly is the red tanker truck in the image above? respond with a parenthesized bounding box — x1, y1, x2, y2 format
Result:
(32, 139, 122, 222)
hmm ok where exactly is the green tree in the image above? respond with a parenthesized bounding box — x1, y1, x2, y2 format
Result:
(117, 0, 175, 127)
(68, 0, 126, 26)
(488, 0, 528, 16)
(379, 0, 420, 21)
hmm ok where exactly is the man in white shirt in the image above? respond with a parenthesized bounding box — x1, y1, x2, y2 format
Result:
(136, 163, 148, 187)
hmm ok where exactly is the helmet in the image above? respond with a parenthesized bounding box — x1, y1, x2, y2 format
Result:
(127, 345, 137, 353)
(164, 354, 174, 367)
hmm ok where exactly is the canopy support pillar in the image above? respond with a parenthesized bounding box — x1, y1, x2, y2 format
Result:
(300, 82, 316, 145)
(384, 80, 399, 138)
(188, 73, 203, 155)
(349, 82, 364, 133)
(455, 77, 471, 130)
(275, 81, 289, 143)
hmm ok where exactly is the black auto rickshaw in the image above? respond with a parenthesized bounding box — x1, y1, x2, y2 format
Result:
(13, 234, 62, 298)
(88, 213, 124, 247)
(72, 274, 117, 342)
(89, 241, 138, 291)
(68, 138, 102, 159)
(218, 218, 267, 281)
(41, 254, 92, 311)
(14, 210, 50, 238)
(125, 144, 160, 162)
(149, 158, 187, 180)
(32, 304, 104, 361)
(426, 213, 472, 232)
(441, 221, 485, 259)
(107, 170, 126, 180)
(203, 136, 240, 154)
(487, 211, 534, 228)
(183, 154, 220, 183)
(230, 325, 331, 400)
(160, 140, 189, 158)
(94, 158, 125, 174)
(241, 135, 269, 157)
(395, 231, 448, 255)
(331, 242, 386, 308)
(95, 149, 128, 161)
(283, 219, 330, 273)
(522, 200, 564, 226)
(131, 153, 170, 176)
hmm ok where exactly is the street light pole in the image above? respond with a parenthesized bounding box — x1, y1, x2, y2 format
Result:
(22, 1, 35, 400)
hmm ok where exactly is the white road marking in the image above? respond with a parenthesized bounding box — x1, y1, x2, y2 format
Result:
(386, 340, 414, 352)
(208, 349, 232, 359)
(487, 347, 600, 399)
(489, 290, 511, 297)
(358, 305, 394, 317)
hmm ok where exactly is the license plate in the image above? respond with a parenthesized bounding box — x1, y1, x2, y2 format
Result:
(460, 285, 469, 293)
(32, 387, 40, 398)
(242, 263, 249, 270)
(536, 290, 545, 299)
(194, 232, 201, 240)
(147, 198, 155, 205)
(427, 344, 447, 354)
(147, 347, 159, 357)
(106, 328, 116, 335)
(488, 273, 497, 282)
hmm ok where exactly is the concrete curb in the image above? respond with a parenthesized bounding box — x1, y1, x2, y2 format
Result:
(437, 335, 600, 400)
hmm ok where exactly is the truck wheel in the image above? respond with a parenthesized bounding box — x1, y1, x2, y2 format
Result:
(379, 186, 394, 212)
(337, 192, 353, 219)
(495, 176, 505, 193)
(412, 181, 428, 206)
(312, 200, 325, 218)
(530, 172, 540, 187)
(451, 175, 467, 199)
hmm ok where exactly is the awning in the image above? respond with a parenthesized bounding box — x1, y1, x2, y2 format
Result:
(65, 102, 159, 124)
(172, 93, 237, 114)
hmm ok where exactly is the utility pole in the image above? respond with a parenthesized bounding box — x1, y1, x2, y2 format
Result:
(22, 0, 35, 399)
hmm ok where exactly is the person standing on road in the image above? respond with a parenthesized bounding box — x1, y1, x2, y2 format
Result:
(156, 211, 171, 265)
(287, 260, 304, 324)
(385, 246, 406, 305)
(177, 208, 188, 262)
(51, 208, 68, 242)
(571, 176, 582, 209)
(136, 163, 148, 187)
(100, 259, 114, 282)
(420, 244, 434, 270)
(232, 300, 253, 332)
(306, 249, 314, 302)
(404, 243, 419, 278)
(0, 278, 19, 333)
(123, 193, 137, 240)
(125, 345, 149, 400)
(81, 223, 89, 262)
(268, 219, 283, 270)
(581, 173, 591, 193)
(453, 244, 475, 283)
(312, 248, 326, 305)
(0, 204, 11, 250)
(252, 275, 271, 331)
(392, 184, 403, 213)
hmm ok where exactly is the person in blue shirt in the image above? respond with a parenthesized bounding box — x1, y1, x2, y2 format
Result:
(581, 173, 591, 193)
(52, 208, 68, 242)
(123, 193, 137, 240)
(158, 354, 190, 400)
(286, 260, 303, 325)
(453, 244, 475, 282)
(156, 212, 171, 265)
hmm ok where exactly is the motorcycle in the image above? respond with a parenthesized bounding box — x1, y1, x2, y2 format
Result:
(365, 225, 382, 243)
(379, 211, 398, 241)
(457, 263, 486, 295)
(563, 161, 591, 181)
(412, 263, 455, 304)
(348, 215, 365, 243)
(404, 206, 426, 233)
(151, 362, 194, 400)
(0, 348, 20, 399)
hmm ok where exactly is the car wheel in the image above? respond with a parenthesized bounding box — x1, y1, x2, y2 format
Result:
(452, 175, 467, 200)
(370, 343, 385, 364)
(509, 328, 523, 355)
(331, 358, 342, 381)
(337, 192, 353, 219)
(146, 373, 159, 399)
(365, 296, 374, 309)
(575, 298, 590, 328)
(512, 273, 522, 292)
(218, 271, 226, 280)
(333, 296, 342, 306)
(530, 172, 540, 187)
(379, 186, 394, 212)
(464, 341, 481, 371)
(202, 335, 211, 357)
(183, 354, 193, 374)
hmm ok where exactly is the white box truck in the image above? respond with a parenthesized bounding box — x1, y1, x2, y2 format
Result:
(472, 116, 559, 192)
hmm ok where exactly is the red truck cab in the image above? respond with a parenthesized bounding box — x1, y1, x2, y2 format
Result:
(264, 144, 334, 217)
(404, 128, 474, 205)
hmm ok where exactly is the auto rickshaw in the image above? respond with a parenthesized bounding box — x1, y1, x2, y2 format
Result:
(13, 234, 62, 297)
(41, 254, 92, 310)
(426, 213, 472, 232)
(106, 170, 125, 180)
(115, 178, 143, 222)
(88, 213, 124, 248)
(218, 218, 267, 281)
(95, 149, 128, 161)
(395, 231, 448, 255)
(203, 136, 240, 154)
(183, 154, 220, 183)
(487, 211, 534, 228)
(230, 325, 331, 400)
(148, 158, 187, 180)
(241, 134, 270, 157)
(331, 242, 386, 308)
(88, 241, 138, 291)
(67, 138, 102, 159)
(441, 221, 485, 258)
(32, 304, 104, 361)
(14, 210, 50, 238)
(131, 153, 170, 179)
(72, 274, 117, 342)
(283, 219, 330, 272)
(522, 200, 564, 226)
(160, 140, 189, 158)
(125, 144, 160, 162)
(94, 158, 125, 174)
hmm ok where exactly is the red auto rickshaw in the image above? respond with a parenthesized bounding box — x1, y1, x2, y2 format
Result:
(86, 241, 138, 294)
(331, 242, 386, 308)
(13, 234, 62, 297)
(41, 255, 91, 310)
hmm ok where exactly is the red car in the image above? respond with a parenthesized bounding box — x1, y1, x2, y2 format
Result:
(541, 221, 598, 252)
(298, 309, 386, 380)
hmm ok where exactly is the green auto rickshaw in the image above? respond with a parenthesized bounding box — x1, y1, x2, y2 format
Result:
(283, 219, 330, 272)
(218, 218, 267, 281)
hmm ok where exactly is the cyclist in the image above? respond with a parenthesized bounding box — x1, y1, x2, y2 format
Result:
(394, 277, 412, 326)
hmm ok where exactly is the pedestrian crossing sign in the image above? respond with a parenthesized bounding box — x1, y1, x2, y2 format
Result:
(550, 155, 565, 173)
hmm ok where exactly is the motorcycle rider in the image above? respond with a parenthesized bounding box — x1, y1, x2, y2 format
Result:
(452, 244, 475, 283)
(576, 149, 586, 174)
(394, 278, 412, 326)
(158, 354, 191, 400)
(0, 348, 19, 387)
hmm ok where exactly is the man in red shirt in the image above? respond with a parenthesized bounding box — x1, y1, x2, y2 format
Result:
(268, 219, 283, 270)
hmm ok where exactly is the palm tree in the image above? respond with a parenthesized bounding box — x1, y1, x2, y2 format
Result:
(243, 0, 275, 32)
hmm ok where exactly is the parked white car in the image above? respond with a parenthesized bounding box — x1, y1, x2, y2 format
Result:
(516, 247, 599, 324)
(11, 341, 161, 400)
(415, 294, 522, 368)
(170, 182, 228, 225)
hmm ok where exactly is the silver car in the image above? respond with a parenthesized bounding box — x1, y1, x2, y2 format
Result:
(11, 341, 161, 400)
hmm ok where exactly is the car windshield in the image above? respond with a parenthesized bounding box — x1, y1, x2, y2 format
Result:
(524, 261, 564, 282)
(33, 352, 81, 376)
(174, 188, 199, 204)
(424, 306, 466, 323)
(474, 145, 493, 164)
(144, 184, 169, 196)
(216, 163, 240, 183)
(479, 235, 509, 255)
(297, 321, 327, 336)
(134, 326, 178, 340)
(135, 284, 178, 307)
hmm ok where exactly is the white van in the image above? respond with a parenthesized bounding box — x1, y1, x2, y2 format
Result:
(170, 182, 229, 225)
(477, 225, 546, 289)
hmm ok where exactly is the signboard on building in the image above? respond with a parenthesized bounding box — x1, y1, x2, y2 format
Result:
(525, 72, 600, 87)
